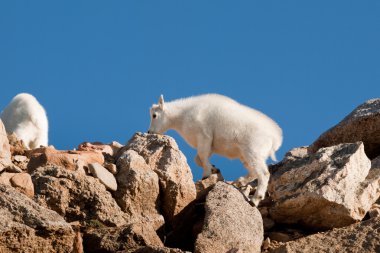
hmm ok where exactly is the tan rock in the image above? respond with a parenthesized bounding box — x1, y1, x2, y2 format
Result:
(78, 141, 123, 157)
(32, 166, 128, 227)
(104, 162, 117, 174)
(368, 204, 380, 218)
(133, 246, 191, 253)
(308, 98, 380, 159)
(0, 119, 12, 172)
(28, 146, 104, 172)
(0, 172, 16, 186)
(7, 132, 27, 156)
(115, 150, 164, 230)
(194, 182, 264, 253)
(269, 217, 380, 253)
(88, 163, 117, 191)
(0, 184, 75, 252)
(195, 169, 224, 199)
(119, 132, 196, 228)
(6, 163, 23, 173)
(269, 142, 380, 230)
(10, 172, 34, 197)
(83, 222, 163, 252)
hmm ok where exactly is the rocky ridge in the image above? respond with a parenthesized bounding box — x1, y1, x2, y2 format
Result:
(0, 98, 380, 252)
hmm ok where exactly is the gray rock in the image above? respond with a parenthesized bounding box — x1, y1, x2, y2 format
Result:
(309, 98, 380, 159)
(194, 182, 263, 253)
(118, 132, 196, 228)
(269, 217, 380, 253)
(269, 142, 380, 229)
(32, 166, 128, 227)
(115, 150, 165, 230)
(89, 162, 118, 191)
(0, 184, 75, 252)
(83, 222, 163, 253)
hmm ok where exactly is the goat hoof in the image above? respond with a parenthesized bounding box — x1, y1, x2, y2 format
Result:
(211, 167, 220, 174)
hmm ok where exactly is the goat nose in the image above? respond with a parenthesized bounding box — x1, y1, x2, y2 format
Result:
(147, 130, 151, 134)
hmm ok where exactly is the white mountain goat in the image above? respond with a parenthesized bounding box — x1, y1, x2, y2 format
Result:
(148, 94, 282, 206)
(1, 93, 48, 149)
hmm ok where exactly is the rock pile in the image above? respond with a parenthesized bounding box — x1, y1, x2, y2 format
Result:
(1, 98, 380, 252)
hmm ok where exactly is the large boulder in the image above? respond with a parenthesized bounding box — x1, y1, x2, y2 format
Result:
(118, 133, 196, 228)
(83, 222, 163, 253)
(0, 119, 12, 171)
(32, 166, 128, 227)
(269, 217, 380, 253)
(115, 150, 165, 230)
(309, 98, 380, 159)
(0, 184, 75, 252)
(194, 182, 264, 253)
(268, 142, 380, 229)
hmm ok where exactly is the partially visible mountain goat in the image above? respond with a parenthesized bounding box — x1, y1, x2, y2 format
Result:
(1, 93, 48, 149)
(148, 94, 282, 206)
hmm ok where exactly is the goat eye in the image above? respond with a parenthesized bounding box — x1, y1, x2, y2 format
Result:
(153, 114, 157, 119)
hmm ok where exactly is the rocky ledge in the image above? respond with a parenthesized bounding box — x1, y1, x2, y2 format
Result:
(1, 98, 380, 253)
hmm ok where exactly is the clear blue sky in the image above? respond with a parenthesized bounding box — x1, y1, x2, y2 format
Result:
(1, 1, 379, 180)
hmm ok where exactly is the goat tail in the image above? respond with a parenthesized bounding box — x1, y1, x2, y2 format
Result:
(270, 134, 283, 162)
(270, 149, 277, 162)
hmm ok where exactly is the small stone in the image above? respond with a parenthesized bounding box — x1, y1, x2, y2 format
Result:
(0, 172, 16, 186)
(5, 164, 23, 173)
(262, 237, 271, 250)
(239, 184, 253, 199)
(10, 173, 34, 198)
(89, 163, 118, 191)
(104, 162, 117, 174)
(263, 217, 275, 231)
(268, 232, 292, 243)
(368, 204, 380, 218)
(195, 170, 224, 199)
(14, 155, 28, 163)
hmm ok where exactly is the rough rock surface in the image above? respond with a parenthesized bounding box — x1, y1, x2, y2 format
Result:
(133, 246, 190, 253)
(119, 133, 196, 227)
(194, 182, 263, 253)
(0, 172, 16, 186)
(83, 222, 163, 253)
(0, 119, 12, 171)
(32, 166, 128, 226)
(309, 98, 380, 159)
(78, 141, 123, 158)
(0, 184, 75, 252)
(28, 146, 104, 172)
(88, 162, 118, 191)
(115, 150, 164, 230)
(269, 142, 380, 229)
(195, 169, 224, 199)
(269, 217, 380, 253)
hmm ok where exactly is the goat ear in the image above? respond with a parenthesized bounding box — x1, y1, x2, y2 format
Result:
(159, 95, 165, 110)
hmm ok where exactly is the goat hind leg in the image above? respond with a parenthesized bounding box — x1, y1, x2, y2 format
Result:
(250, 160, 270, 206)
(196, 140, 213, 179)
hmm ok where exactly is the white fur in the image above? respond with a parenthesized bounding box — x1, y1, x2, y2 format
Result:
(1, 93, 48, 149)
(148, 94, 283, 206)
